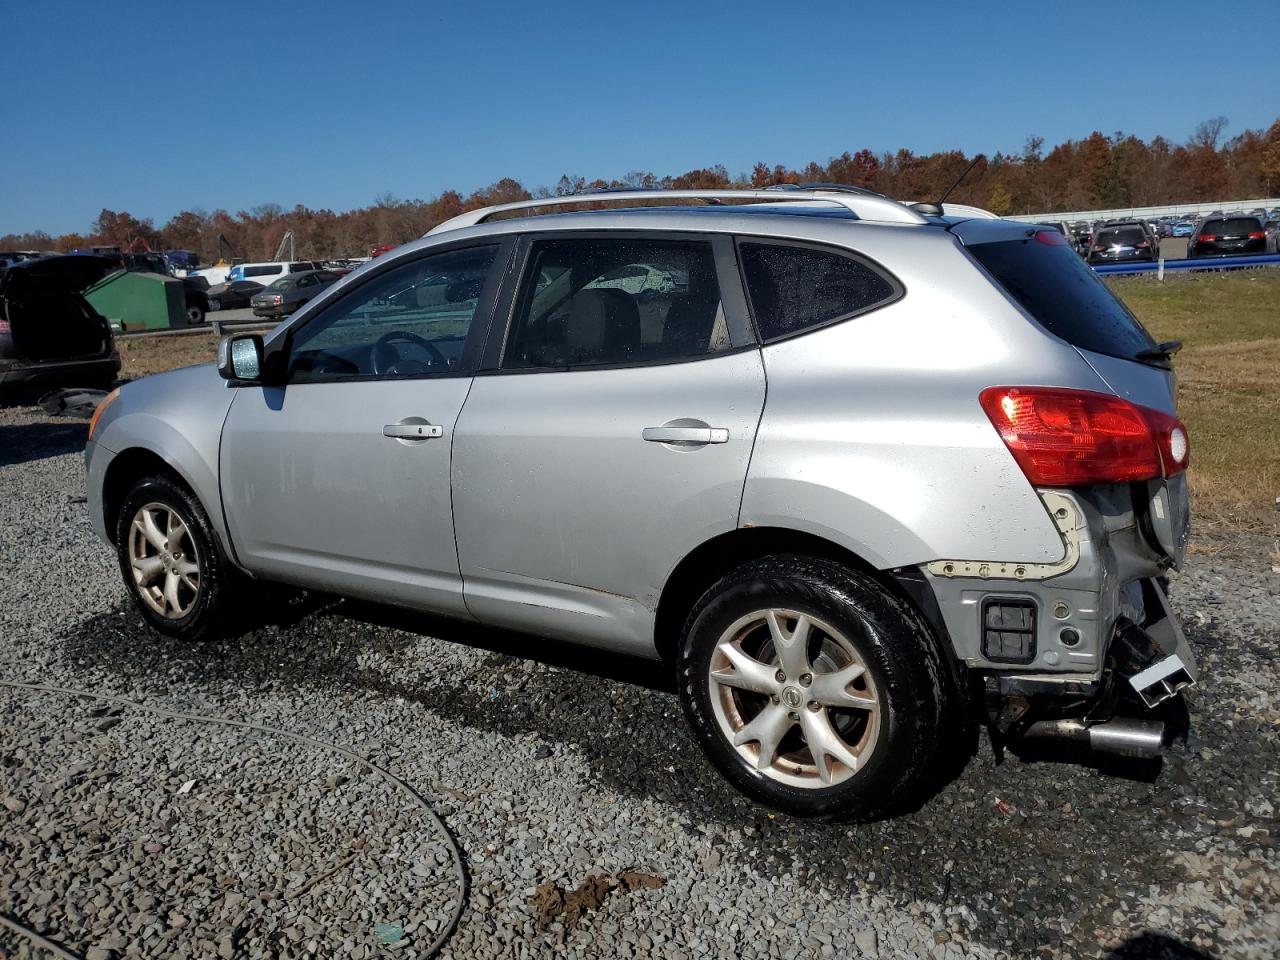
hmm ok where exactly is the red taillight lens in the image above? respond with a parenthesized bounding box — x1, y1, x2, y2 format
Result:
(1136, 240, 1151, 248)
(0, 318, 10, 334)
(1197, 234, 1216, 242)
(1034, 230, 1066, 246)
(1247, 231, 1266, 239)
(979, 387, 1188, 486)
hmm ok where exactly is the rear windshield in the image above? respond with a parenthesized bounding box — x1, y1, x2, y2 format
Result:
(968, 235, 1156, 361)
(1095, 226, 1146, 245)
(1201, 217, 1261, 235)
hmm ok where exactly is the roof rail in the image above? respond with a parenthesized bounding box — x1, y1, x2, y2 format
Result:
(426, 188, 928, 235)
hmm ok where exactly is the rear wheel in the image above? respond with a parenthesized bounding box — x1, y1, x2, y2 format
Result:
(208, 297, 221, 311)
(186, 303, 206, 325)
(677, 555, 950, 819)
(115, 474, 237, 642)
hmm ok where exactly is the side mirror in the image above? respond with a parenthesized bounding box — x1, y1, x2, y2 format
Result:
(218, 334, 265, 382)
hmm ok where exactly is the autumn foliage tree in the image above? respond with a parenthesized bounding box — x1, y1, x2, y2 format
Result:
(4, 117, 1278, 260)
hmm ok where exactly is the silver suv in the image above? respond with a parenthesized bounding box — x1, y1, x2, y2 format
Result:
(85, 188, 1197, 818)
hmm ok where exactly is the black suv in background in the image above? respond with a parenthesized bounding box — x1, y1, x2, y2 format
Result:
(1187, 215, 1268, 259)
(0, 256, 120, 401)
(1086, 221, 1158, 263)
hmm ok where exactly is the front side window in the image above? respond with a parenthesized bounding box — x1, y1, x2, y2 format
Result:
(738, 241, 899, 341)
(504, 237, 730, 369)
(287, 245, 498, 382)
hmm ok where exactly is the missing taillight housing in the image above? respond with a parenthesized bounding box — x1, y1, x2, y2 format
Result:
(979, 386, 1189, 487)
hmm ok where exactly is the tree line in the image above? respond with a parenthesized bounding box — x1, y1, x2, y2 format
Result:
(4, 116, 1278, 263)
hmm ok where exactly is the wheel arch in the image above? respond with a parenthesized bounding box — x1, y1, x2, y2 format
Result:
(654, 526, 959, 677)
(101, 447, 203, 546)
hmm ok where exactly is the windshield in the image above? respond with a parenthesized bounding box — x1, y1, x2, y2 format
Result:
(968, 235, 1156, 363)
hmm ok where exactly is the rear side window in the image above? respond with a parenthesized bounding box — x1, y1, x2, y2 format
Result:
(968, 235, 1156, 361)
(737, 241, 899, 341)
(243, 265, 283, 279)
(504, 237, 730, 369)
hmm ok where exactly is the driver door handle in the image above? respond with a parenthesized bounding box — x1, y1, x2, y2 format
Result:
(642, 426, 729, 445)
(384, 422, 444, 440)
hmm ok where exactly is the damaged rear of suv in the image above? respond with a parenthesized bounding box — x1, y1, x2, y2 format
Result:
(937, 219, 1195, 760)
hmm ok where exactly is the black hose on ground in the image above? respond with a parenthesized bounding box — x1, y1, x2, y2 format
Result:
(0, 680, 468, 960)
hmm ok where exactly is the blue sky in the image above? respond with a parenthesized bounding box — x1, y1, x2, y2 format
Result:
(2, 0, 1276, 235)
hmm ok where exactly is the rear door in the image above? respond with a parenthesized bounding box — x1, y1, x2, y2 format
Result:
(451, 232, 765, 655)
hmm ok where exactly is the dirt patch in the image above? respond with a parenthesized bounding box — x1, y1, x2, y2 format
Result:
(531, 870, 665, 927)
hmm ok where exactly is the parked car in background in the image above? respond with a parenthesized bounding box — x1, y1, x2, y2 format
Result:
(1069, 222, 1092, 255)
(85, 187, 1197, 818)
(180, 277, 210, 324)
(1187, 215, 1268, 258)
(1087, 222, 1158, 263)
(1171, 222, 1195, 238)
(0, 251, 49, 269)
(1264, 219, 1280, 253)
(250, 269, 342, 318)
(0, 255, 120, 400)
(227, 261, 322, 287)
(206, 280, 266, 312)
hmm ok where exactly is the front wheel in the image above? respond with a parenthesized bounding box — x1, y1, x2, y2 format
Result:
(208, 297, 221, 311)
(677, 555, 950, 819)
(115, 474, 237, 642)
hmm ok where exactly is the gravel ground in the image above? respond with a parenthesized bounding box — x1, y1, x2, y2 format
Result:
(1, 403, 1277, 959)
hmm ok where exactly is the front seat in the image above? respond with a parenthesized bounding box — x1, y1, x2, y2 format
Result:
(564, 288, 640, 365)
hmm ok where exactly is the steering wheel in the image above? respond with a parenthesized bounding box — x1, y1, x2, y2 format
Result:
(371, 330, 447, 375)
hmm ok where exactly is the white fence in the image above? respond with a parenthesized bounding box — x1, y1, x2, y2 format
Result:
(1008, 197, 1280, 224)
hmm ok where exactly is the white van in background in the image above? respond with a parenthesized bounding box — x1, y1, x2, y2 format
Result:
(227, 261, 322, 286)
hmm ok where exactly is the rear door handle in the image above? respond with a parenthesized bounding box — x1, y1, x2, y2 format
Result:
(384, 422, 444, 440)
(642, 426, 729, 445)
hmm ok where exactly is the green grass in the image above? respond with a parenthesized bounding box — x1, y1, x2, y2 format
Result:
(1106, 270, 1280, 530)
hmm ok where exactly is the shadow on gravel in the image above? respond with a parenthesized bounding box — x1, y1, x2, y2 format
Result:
(1106, 932, 1218, 959)
(0, 420, 88, 466)
(59, 601, 1259, 958)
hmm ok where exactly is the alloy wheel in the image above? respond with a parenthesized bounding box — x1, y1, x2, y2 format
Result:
(708, 608, 881, 788)
(127, 502, 200, 619)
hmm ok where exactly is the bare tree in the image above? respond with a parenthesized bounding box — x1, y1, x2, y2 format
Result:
(1189, 116, 1229, 150)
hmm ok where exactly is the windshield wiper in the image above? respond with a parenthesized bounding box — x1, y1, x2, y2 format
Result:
(1133, 340, 1182, 367)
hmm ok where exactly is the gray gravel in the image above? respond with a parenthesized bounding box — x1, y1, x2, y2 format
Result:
(1, 403, 1278, 959)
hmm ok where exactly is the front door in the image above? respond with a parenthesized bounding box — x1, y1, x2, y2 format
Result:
(219, 241, 509, 615)
(452, 232, 766, 655)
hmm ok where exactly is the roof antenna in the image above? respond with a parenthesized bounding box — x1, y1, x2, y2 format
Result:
(910, 154, 986, 216)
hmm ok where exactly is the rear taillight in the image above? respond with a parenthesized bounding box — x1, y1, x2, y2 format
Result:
(1247, 231, 1266, 239)
(1136, 240, 1151, 248)
(1197, 234, 1216, 242)
(0, 318, 10, 334)
(979, 386, 1189, 487)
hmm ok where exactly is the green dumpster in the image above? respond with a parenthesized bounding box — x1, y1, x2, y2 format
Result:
(84, 270, 186, 332)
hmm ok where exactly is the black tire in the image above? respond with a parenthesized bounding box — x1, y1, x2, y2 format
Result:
(208, 297, 221, 311)
(186, 303, 206, 325)
(115, 473, 236, 642)
(677, 555, 950, 819)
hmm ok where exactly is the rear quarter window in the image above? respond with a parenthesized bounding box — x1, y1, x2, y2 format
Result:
(968, 234, 1156, 361)
(738, 241, 900, 342)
